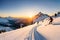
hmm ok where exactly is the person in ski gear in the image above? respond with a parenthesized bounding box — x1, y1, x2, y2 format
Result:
(49, 17, 53, 24)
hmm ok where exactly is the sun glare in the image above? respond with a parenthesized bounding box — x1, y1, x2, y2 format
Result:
(28, 15, 33, 18)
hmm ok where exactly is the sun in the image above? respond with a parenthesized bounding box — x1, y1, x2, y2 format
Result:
(27, 14, 34, 18)
(29, 15, 33, 18)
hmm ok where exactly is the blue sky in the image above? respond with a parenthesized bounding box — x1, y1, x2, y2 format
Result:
(0, 0, 60, 17)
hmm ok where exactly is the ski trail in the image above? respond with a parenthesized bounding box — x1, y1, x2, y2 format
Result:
(25, 24, 47, 40)
(25, 27, 34, 40)
(34, 27, 47, 40)
(24, 23, 37, 40)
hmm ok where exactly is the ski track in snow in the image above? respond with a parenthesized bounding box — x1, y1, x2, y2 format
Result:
(25, 24, 46, 40)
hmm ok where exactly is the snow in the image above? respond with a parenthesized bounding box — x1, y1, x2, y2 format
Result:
(0, 26, 13, 32)
(37, 17, 60, 40)
(53, 17, 60, 25)
(37, 25, 60, 40)
(33, 14, 48, 23)
(0, 18, 9, 23)
(0, 23, 37, 40)
(0, 17, 60, 40)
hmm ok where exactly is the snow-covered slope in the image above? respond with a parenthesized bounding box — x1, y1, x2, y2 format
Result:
(37, 24, 60, 40)
(0, 23, 37, 40)
(0, 17, 60, 40)
(37, 17, 60, 40)
(53, 17, 60, 24)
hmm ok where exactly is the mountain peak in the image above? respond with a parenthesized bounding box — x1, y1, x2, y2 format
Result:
(33, 12, 49, 23)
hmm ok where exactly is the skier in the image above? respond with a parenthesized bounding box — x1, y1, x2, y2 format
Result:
(49, 17, 53, 24)
(55, 13, 57, 17)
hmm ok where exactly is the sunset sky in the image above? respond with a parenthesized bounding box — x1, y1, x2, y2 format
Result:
(0, 0, 60, 17)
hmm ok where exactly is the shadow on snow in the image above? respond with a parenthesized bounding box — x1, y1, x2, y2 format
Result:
(34, 31, 47, 40)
